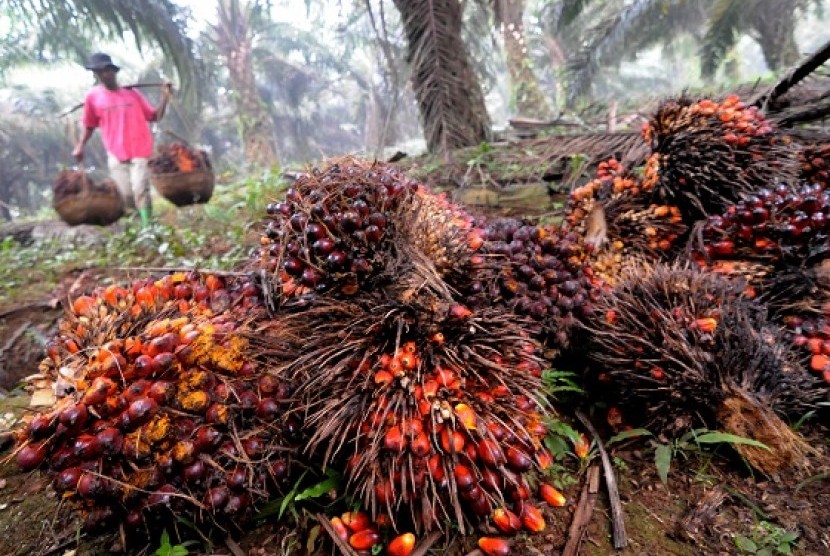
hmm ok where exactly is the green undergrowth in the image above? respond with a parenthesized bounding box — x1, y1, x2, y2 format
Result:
(0, 169, 287, 305)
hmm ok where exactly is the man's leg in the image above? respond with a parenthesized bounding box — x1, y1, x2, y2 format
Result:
(131, 158, 152, 227)
(107, 153, 135, 211)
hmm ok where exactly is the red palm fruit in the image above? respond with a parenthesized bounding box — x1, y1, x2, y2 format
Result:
(453, 464, 476, 490)
(535, 448, 554, 471)
(329, 516, 349, 541)
(54, 466, 83, 493)
(387, 533, 416, 556)
(469, 491, 492, 516)
(440, 428, 465, 453)
(492, 508, 522, 535)
(505, 446, 532, 471)
(481, 467, 503, 492)
(517, 502, 546, 532)
(449, 304, 473, 320)
(59, 404, 88, 429)
(17, 442, 47, 471)
(477, 439, 506, 467)
(540, 483, 566, 507)
(693, 317, 718, 334)
(478, 537, 511, 556)
(349, 529, 381, 551)
(342, 511, 371, 533)
(374, 370, 394, 385)
(204, 486, 229, 511)
(410, 430, 431, 457)
(384, 425, 407, 452)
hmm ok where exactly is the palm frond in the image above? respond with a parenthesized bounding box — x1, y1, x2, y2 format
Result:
(752, 37, 830, 111)
(700, 0, 751, 77)
(1, 0, 202, 108)
(565, 0, 687, 105)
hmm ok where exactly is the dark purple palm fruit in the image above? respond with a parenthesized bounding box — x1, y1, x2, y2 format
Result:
(799, 142, 830, 191)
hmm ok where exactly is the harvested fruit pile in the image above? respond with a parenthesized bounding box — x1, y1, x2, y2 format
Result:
(52, 169, 119, 202)
(149, 142, 212, 174)
(13, 272, 295, 533)
(641, 95, 798, 219)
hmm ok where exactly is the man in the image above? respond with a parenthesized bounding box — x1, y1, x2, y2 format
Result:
(72, 52, 172, 228)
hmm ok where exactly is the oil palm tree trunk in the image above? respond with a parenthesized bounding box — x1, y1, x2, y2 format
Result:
(392, 0, 492, 153)
(496, 0, 553, 119)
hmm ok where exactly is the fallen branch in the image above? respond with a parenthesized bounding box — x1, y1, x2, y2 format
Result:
(577, 410, 628, 549)
(1, 321, 30, 354)
(316, 513, 359, 556)
(562, 464, 601, 556)
(0, 302, 56, 320)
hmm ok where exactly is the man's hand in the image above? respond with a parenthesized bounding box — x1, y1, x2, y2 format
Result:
(72, 143, 84, 163)
(162, 82, 174, 100)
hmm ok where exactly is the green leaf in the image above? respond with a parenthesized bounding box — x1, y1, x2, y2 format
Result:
(695, 432, 770, 450)
(294, 469, 341, 502)
(734, 535, 758, 553)
(654, 444, 672, 485)
(606, 428, 652, 447)
(777, 543, 792, 554)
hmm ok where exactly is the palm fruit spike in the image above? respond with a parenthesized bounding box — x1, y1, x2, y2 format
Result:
(256, 157, 484, 305)
(11, 272, 298, 535)
(270, 296, 553, 535)
(642, 95, 799, 220)
(583, 263, 823, 475)
(463, 217, 601, 352)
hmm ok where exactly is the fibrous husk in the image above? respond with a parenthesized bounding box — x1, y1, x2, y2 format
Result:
(583, 263, 822, 474)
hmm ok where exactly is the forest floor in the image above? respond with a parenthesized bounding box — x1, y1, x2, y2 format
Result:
(0, 148, 828, 556)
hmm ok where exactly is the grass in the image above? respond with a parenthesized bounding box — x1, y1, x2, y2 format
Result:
(0, 169, 288, 306)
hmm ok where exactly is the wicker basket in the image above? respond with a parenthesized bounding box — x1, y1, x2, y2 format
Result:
(53, 179, 124, 227)
(150, 170, 215, 207)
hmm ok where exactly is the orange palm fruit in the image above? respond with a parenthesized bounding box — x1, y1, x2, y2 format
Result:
(694, 317, 718, 333)
(341, 511, 371, 533)
(72, 295, 96, 316)
(454, 403, 477, 430)
(386, 533, 416, 556)
(478, 537, 511, 556)
(349, 529, 380, 550)
(517, 501, 546, 532)
(491, 508, 521, 535)
(540, 483, 566, 507)
(329, 516, 348, 541)
(573, 433, 590, 459)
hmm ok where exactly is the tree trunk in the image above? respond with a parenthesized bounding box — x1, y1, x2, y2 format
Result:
(225, 36, 279, 167)
(392, 0, 491, 153)
(496, 0, 553, 119)
(752, 2, 799, 73)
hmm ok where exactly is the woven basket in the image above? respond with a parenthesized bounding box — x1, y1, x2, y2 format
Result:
(53, 179, 124, 227)
(150, 170, 215, 207)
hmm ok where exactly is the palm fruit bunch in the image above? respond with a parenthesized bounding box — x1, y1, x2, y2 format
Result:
(52, 169, 119, 202)
(257, 157, 484, 303)
(692, 183, 830, 268)
(149, 142, 211, 174)
(272, 297, 559, 542)
(582, 263, 823, 475)
(641, 95, 799, 220)
(799, 142, 830, 190)
(10, 271, 298, 534)
(565, 158, 687, 285)
(462, 217, 600, 350)
(782, 308, 830, 386)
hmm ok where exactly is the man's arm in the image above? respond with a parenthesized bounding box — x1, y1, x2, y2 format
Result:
(72, 127, 95, 163)
(152, 83, 173, 121)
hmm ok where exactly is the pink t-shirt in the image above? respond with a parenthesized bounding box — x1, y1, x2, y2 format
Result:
(82, 85, 156, 161)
